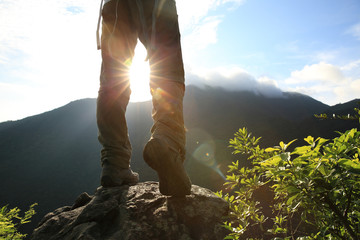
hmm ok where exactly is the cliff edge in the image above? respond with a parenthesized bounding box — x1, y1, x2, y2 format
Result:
(31, 182, 229, 240)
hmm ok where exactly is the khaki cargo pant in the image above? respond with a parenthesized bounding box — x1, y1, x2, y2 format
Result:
(97, 0, 186, 169)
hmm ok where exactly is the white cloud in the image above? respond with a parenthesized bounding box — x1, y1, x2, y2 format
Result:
(0, 55, 8, 64)
(284, 61, 360, 105)
(341, 59, 360, 71)
(340, 59, 360, 79)
(285, 62, 345, 84)
(333, 78, 360, 102)
(186, 66, 283, 97)
(220, 0, 246, 10)
(177, 0, 218, 28)
(0, 0, 100, 121)
(0, 0, 98, 56)
(221, 0, 246, 4)
(177, 0, 245, 63)
(0, 82, 51, 121)
(182, 16, 222, 50)
(177, 0, 244, 28)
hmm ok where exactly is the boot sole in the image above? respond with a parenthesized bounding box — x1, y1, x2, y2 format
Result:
(143, 139, 191, 196)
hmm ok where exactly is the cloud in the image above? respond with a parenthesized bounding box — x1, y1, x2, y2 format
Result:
(334, 78, 360, 101)
(284, 61, 360, 105)
(182, 16, 222, 50)
(177, 0, 245, 62)
(0, 0, 97, 57)
(0, 55, 9, 65)
(177, 0, 218, 28)
(0, 0, 100, 121)
(221, 0, 246, 4)
(341, 59, 360, 71)
(0, 81, 58, 121)
(0, 0, 247, 121)
(0, 0, 99, 76)
(285, 62, 346, 85)
(186, 66, 283, 97)
(177, 0, 244, 28)
(220, 0, 246, 10)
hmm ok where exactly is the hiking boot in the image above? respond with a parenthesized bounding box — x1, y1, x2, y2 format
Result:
(143, 138, 191, 196)
(101, 163, 139, 187)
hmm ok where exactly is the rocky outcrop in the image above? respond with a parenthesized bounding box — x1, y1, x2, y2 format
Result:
(31, 182, 229, 240)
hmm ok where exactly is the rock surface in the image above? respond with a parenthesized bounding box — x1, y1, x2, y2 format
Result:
(31, 182, 229, 240)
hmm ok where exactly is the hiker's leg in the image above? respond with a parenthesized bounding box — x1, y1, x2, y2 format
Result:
(140, 0, 191, 196)
(97, 0, 139, 186)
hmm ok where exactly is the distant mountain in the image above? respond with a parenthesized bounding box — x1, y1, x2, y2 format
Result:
(0, 85, 358, 236)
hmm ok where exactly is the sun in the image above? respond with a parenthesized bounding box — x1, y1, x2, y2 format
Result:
(129, 44, 152, 102)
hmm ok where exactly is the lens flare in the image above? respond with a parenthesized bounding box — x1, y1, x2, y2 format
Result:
(193, 142, 226, 180)
(188, 128, 226, 180)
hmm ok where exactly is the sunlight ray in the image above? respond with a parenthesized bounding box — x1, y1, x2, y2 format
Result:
(129, 43, 152, 102)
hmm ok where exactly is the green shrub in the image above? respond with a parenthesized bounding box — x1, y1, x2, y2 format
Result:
(0, 203, 37, 240)
(217, 127, 360, 239)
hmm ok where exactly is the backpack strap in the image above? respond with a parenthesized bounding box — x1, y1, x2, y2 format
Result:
(96, 0, 104, 50)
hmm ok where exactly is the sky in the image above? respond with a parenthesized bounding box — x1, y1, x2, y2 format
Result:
(1, 0, 360, 122)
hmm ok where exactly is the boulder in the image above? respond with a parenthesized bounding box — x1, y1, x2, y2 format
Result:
(31, 182, 229, 240)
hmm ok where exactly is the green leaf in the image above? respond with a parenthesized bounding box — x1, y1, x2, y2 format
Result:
(260, 155, 282, 167)
(280, 141, 285, 150)
(309, 158, 323, 177)
(285, 186, 300, 194)
(265, 147, 281, 153)
(304, 136, 314, 145)
(316, 137, 328, 147)
(293, 145, 311, 155)
(317, 164, 327, 176)
(286, 193, 299, 205)
(338, 158, 360, 174)
(283, 139, 297, 151)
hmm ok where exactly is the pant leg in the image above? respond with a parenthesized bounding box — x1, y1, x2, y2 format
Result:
(97, 0, 138, 169)
(149, 0, 185, 84)
(137, 0, 186, 159)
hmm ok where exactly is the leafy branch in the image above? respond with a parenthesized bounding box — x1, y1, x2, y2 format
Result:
(218, 126, 360, 239)
(0, 203, 37, 240)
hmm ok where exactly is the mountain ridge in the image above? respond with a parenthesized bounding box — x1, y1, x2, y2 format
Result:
(0, 85, 358, 236)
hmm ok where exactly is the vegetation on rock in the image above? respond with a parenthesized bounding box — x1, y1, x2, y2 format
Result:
(218, 108, 360, 239)
(0, 203, 37, 240)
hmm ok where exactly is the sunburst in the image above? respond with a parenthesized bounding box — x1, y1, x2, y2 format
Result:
(129, 43, 152, 102)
